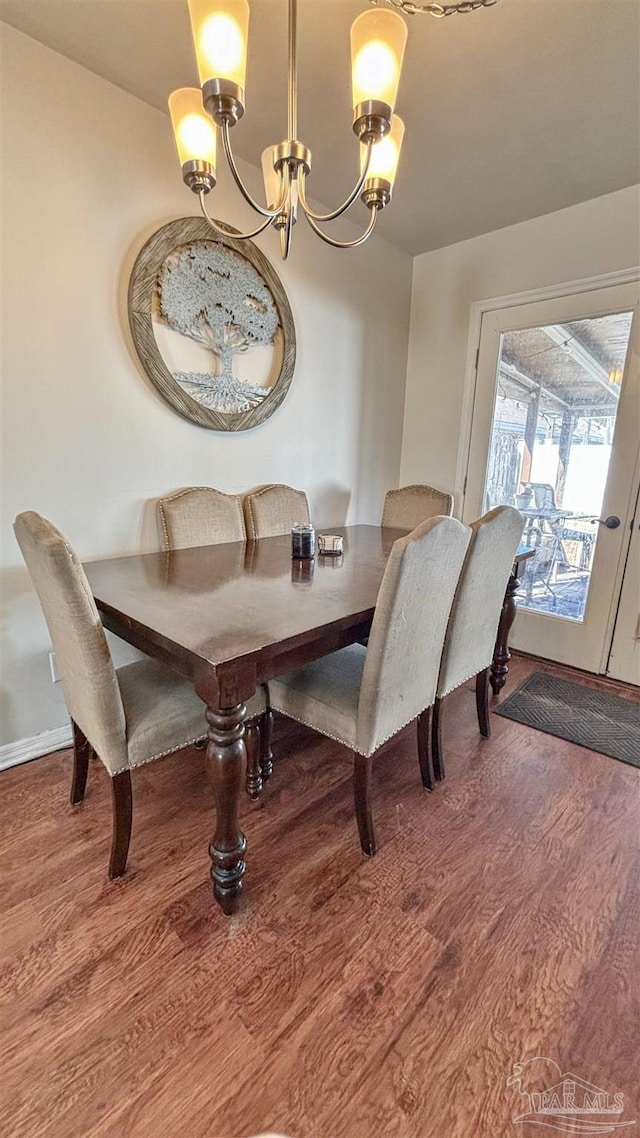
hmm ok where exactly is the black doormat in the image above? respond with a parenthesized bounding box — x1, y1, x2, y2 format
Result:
(496, 671, 640, 767)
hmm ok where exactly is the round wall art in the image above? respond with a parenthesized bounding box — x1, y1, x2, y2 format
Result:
(128, 217, 296, 431)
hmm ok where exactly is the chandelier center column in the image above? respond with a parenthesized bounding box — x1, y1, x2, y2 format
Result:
(288, 0, 298, 143)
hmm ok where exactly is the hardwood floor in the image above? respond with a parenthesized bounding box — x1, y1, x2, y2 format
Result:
(1, 655, 638, 1138)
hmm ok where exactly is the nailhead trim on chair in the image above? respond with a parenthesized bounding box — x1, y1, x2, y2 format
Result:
(110, 735, 202, 777)
(269, 697, 435, 759)
(157, 487, 246, 552)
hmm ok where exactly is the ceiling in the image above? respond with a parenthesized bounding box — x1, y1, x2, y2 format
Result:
(501, 312, 634, 417)
(2, 0, 639, 255)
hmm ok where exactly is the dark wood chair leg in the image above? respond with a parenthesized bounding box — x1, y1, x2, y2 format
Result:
(432, 697, 445, 782)
(244, 716, 263, 799)
(70, 720, 90, 805)
(261, 705, 274, 782)
(475, 666, 492, 738)
(108, 770, 133, 879)
(353, 751, 376, 857)
(416, 707, 435, 791)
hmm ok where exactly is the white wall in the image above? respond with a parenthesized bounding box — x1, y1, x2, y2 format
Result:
(400, 185, 640, 497)
(1, 25, 413, 749)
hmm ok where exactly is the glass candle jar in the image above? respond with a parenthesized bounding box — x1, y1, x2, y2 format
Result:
(291, 523, 315, 559)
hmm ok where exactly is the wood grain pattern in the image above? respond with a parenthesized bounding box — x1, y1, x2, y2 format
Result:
(0, 655, 638, 1138)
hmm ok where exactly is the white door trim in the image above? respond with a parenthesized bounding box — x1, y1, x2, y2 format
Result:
(455, 266, 640, 512)
(603, 450, 640, 677)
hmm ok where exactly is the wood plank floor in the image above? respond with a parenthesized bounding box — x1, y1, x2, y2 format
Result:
(1, 655, 638, 1138)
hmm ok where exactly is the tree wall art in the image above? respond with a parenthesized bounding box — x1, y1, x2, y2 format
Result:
(128, 217, 296, 431)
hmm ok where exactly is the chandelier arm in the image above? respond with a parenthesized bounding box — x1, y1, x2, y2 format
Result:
(301, 207, 378, 249)
(198, 190, 276, 240)
(280, 212, 294, 260)
(220, 121, 286, 219)
(297, 141, 374, 224)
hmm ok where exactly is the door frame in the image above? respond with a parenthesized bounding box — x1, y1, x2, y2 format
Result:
(455, 266, 640, 676)
(454, 266, 640, 509)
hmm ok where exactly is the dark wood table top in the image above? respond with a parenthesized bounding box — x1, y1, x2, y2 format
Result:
(85, 524, 534, 708)
(85, 525, 399, 704)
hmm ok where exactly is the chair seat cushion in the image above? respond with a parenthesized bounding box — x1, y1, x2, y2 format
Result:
(270, 644, 366, 751)
(117, 658, 266, 772)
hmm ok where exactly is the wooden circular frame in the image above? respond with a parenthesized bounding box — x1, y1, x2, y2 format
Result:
(128, 217, 296, 432)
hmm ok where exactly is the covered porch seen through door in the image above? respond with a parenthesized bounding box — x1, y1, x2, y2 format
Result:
(484, 311, 634, 621)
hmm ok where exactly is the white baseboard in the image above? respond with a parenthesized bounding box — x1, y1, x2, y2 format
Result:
(0, 724, 73, 772)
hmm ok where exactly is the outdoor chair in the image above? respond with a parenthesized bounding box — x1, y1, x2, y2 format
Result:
(14, 511, 267, 877)
(270, 517, 471, 855)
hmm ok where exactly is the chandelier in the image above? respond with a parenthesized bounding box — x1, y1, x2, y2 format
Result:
(169, 0, 498, 259)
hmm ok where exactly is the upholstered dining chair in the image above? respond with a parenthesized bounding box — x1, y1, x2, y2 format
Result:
(157, 487, 272, 797)
(382, 484, 454, 529)
(428, 505, 524, 783)
(157, 486, 246, 550)
(269, 516, 471, 856)
(14, 511, 267, 878)
(243, 484, 310, 539)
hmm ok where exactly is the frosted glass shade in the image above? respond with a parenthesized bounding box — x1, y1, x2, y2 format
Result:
(350, 8, 407, 113)
(169, 88, 217, 168)
(261, 147, 281, 210)
(362, 115, 405, 187)
(188, 0, 249, 90)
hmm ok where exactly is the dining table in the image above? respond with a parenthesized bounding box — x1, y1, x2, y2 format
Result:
(84, 525, 532, 914)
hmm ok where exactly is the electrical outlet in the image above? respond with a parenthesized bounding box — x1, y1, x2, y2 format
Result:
(49, 651, 61, 683)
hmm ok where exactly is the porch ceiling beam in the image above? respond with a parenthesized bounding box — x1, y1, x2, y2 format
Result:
(541, 324, 620, 401)
(498, 362, 569, 410)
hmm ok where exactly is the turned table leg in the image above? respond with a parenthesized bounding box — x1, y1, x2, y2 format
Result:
(244, 716, 263, 800)
(205, 702, 247, 915)
(490, 560, 523, 696)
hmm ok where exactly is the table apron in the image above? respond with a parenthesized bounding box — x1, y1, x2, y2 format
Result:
(99, 605, 372, 709)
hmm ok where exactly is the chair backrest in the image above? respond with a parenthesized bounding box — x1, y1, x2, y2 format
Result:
(356, 516, 471, 756)
(243, 484, 310, 539)
(158, 486, 246, 551)
(13, 512, 128, 774)
(382, 484, 454, 529)
(436, 505, 524, 698)
(522, 482, 556, 510)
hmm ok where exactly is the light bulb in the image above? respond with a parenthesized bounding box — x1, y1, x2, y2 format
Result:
(169, 88, 217, 191)
(188, 0, 249, 90)
(362, 115, 405, 187)
(351, 8, 407, 117)
(200, 13, 244, 78)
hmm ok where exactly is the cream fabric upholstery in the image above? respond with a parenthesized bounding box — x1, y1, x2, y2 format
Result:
(270, 517, 471, 757)
(14, 512, 265, 776)
(158, 486, 246, 551)
(243, 484, 310, 539)
(15, 512, 129, 775)
(436, 505, 524, 698)
(117, 658, 213, 772)
(382, 484, 454, 529)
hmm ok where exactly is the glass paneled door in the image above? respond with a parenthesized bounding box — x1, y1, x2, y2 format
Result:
(464, 280, 640, 677)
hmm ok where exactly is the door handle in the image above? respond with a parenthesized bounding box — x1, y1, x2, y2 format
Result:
(593, 515, 621, 529)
